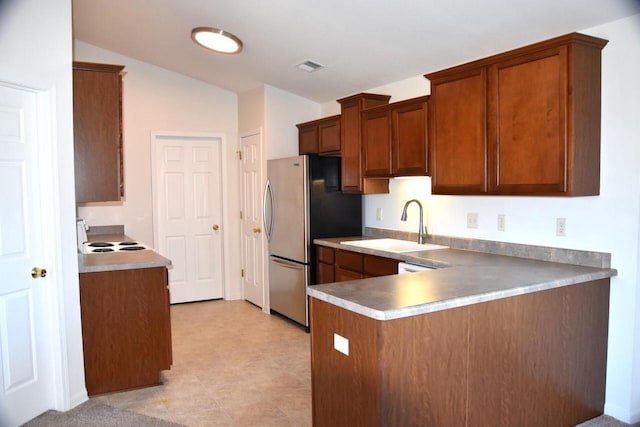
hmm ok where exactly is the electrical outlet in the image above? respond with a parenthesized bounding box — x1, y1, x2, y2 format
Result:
(556, 218, 567, 237)
(467, 212, 479, 229)
(376, 208, 383, 221)
(497, 214, 506, 231)
(334, 333, 349, 356)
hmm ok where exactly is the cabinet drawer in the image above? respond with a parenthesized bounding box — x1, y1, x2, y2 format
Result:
(317, 246, 335, 264)
(336, 249, 363, 272)
(363, 255, 399, 277)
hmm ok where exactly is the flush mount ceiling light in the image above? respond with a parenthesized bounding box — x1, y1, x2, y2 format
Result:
(191, 27, 243, 54)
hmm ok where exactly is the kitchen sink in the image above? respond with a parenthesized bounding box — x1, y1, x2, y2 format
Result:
(340, 238, 448, 253)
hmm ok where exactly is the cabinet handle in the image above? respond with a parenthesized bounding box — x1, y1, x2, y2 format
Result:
(31, 267, 47, 279)
(212, 224, 220, 231)
(253, 227, 261, 233)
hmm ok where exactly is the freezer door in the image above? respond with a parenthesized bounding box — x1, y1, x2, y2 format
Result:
(266, 156, 308, 263)
(269, 256, 309, 326)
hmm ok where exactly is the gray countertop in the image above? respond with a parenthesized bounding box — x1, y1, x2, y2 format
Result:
(309, 237, 617, 320)
(78, 233, 171, 273)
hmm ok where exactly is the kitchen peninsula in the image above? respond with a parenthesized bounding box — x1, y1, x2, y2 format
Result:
(78, 226, 172, 396)
(309, 235, 616, 426)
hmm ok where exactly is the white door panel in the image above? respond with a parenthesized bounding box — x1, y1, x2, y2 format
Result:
(240, 131, 265, 308)
(0, 84, 54, 425)
(154, 136, 224, 303)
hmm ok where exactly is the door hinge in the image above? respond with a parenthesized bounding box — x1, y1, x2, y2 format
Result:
(241, 269, 245, 278)
(236, 150, 242, 160)
(240, 210, 243, 219)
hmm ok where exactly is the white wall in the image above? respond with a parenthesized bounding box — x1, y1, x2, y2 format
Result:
(0, 0, 86, 410)
(238, 86, 265, 133)
(320, 14, 640, 422)
(264, 84, 320, 160)
(74, 42, 243, 299)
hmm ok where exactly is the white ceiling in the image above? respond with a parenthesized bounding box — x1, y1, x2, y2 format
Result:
(72, 0, 640, 103)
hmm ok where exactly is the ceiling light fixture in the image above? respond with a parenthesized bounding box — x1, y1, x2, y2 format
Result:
(191, 27, 243, 54)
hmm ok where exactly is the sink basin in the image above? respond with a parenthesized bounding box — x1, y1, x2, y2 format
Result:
(340, 238, 449, 253)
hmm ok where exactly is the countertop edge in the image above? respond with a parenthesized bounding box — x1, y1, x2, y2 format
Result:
(307, 270, 615, 321)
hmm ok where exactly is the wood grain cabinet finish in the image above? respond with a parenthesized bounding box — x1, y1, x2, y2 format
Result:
(337, 93, 391, 194)
(79, 267, 172, 396)
(311, 279, 610, 426)
(318, 246, 399, 283)
(297, 115, 341, 155)
(73, 61, 125, 203)
(363, 254, 399, 277)
(362, 96, 429, 178)
(316, 246, 335, 284)
(426, 32, 608, 196)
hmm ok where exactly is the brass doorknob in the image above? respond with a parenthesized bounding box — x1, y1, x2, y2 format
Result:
(253, 227, 261, 233)
(212, 224, 220, 231)
(31, 267, 47, 279)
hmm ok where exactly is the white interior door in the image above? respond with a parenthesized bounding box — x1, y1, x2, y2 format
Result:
(154, 135, 224, 304)
(0, 84, 55, 426)
(240, 131, 265, 308)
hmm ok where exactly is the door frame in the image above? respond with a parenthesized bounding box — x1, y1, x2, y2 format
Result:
(239, 129, 269, 313)
(150, 131, 231, 300)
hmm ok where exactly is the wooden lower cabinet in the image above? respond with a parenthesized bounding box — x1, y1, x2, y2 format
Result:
(79, 267, 172, 395)
(310, 279, 609, 426)
(317, 246, 400, 284)
(316, 246, 335, 284)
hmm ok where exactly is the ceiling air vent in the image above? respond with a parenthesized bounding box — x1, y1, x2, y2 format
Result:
(296, 60, 325, 73)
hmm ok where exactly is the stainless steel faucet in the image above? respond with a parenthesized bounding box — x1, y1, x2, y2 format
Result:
(401, 199, 427, 244)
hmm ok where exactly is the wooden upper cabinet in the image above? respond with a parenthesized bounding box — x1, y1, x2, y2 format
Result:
(362, 108, 392, 177)
(392, 97, 428, 176)
(297, 115, 341, 155)
(429, 68, 488, 194)
(298, 122, 318, 154)
(318, 117, 341, 153)
(489, 47, 568, 194)
(337, 93, 391, 194)
(73, 61, 125, 203)
(362, 96, 429, 178)
(426, 32, 608, 196)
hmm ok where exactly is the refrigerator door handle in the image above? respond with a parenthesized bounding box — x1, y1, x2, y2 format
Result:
(263, 179, 274, 242)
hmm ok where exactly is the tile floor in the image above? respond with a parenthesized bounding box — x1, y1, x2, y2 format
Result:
(93, 300, 311, 426)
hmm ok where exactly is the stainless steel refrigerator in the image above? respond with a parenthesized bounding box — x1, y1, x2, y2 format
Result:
(263, 154, 362, 327)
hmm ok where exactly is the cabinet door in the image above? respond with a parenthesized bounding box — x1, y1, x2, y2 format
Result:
(362, 109, 392, 177)
(73, 63, 124, 202)
(316, 261, 335, 284)
(318, 116, 341, 154)
(392, 100, 428, 176)
(340, 100, 364, 192)
(298, 123, 318, 154)
(338, 94, 391, 194)
(430, 68, 488, 194)
(488, 46, 568, 195)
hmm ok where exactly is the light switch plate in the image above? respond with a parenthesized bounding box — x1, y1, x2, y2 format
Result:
(334, 333, 349, 356)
